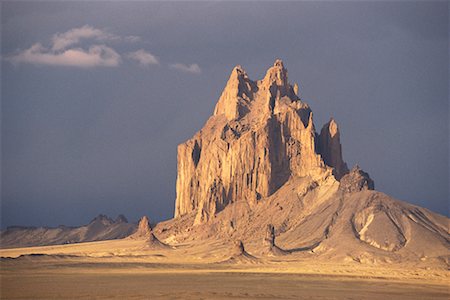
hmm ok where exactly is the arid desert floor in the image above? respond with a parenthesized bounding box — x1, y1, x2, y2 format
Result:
(1, 238, 448, 300)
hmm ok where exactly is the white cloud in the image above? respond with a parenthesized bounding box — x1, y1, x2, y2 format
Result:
(169, 63, 201, 74)
(7, 25, 202, 72)
(127, 49, 159, 67)
(6, 25, 132, 68)
(51, 25, 119, 51)
(124, 35, 141, 43)
(8, 43, 121, 68)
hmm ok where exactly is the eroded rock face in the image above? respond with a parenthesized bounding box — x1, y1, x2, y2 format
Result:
(175, 60, 350, 224)
(340, 166, 374, 193)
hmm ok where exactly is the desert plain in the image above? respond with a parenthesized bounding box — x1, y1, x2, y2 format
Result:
(2, 60, 449, 299)
(1, 237, 449, 300)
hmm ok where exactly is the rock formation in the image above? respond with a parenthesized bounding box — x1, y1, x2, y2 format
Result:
(221, 240, 259, 264)
(339, 165, 374, 193)
(1, 59, 448, 269)
(175, 59, 349, 224)
(130, 216, 171, 249)
(165, 60, 448, 265)
(263, 224, 289, 256)
(131, 216, 152, 238)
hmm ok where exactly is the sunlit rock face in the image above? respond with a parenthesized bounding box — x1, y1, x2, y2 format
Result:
(131, 216, 152, 238)
(175, 60, 350, 224)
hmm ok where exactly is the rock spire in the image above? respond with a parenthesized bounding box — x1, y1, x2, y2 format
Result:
(130, 216, 152, 238)
(318, 118, 349, 179)
(175, 59, 354, 224)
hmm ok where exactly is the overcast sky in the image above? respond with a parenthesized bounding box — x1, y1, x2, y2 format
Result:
(1, 1, 448, 228)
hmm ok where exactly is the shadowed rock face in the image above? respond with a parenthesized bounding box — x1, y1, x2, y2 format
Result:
(175, 60, 349, 224)
(318, 119, 349, 179)
(263, 224, 290, 256)
(234, 240, 246, 255)
(264, 224, 276, 248)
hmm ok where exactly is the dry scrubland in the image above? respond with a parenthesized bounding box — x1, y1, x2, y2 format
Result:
(1, 238, 449, 300)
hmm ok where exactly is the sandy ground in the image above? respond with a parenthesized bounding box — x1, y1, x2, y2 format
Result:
(2, 268, 449, 299)
(1, 238, 449, 300)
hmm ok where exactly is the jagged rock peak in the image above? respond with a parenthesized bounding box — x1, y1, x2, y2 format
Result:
(214, 59, 303, 120)
(274, 58, 284, 67)
(90, 214, 114, 225)
(213, 64, 255, 120)
(260, 59, 299, 103)
(131, 216, 152, 238)
(339, 165, 374, 193)
(232, 64, 247, 76)
(138, 215, 152, 231)
(262, 58, 288, 86)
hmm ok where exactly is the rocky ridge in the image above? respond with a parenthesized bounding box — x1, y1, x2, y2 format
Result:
(0, 214, 137, 248)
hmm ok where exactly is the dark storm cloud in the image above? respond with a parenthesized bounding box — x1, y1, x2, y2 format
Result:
(1, 1, 448, 227)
